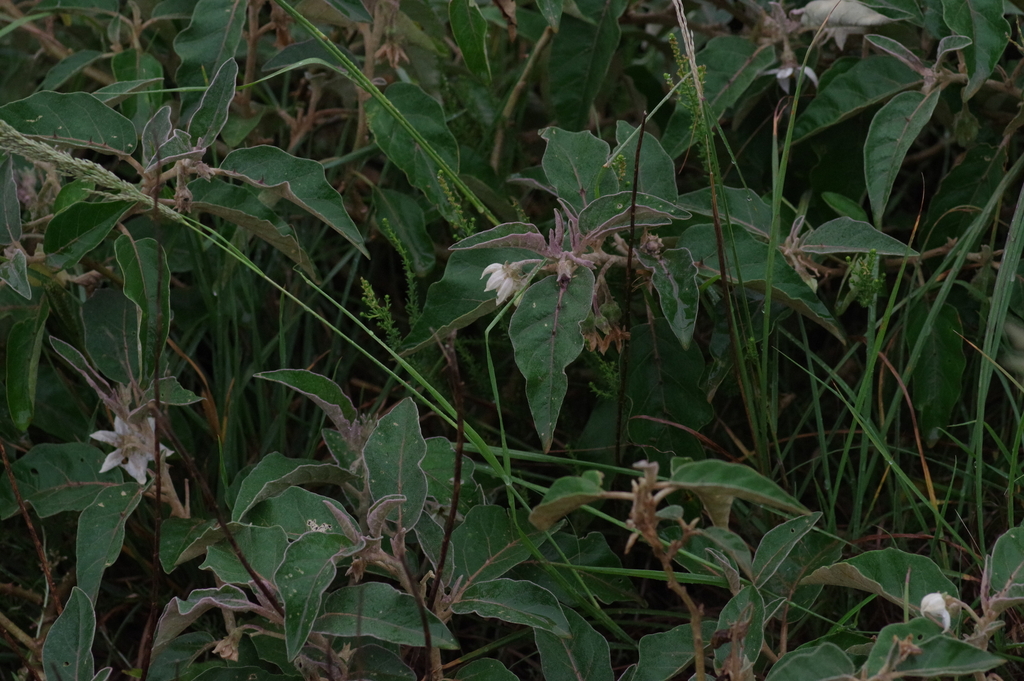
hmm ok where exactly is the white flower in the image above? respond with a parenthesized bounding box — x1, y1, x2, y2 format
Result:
(91, 416, 173, 485)
(481, 262, 525, 305)
(920, 592, 951, 632)
(765, 65, 819, 94)
(799, 0, 893, 50)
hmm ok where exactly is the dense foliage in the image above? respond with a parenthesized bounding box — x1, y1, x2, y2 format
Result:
(3, 0, 1024, 678)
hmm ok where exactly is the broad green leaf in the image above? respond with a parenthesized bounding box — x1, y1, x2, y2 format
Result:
(219, 145, 366, 256)
(153, 584, 256, 658)
(200, 524, 288, 585)
(450, 0, 491, 82)
(860, 0, 922, 22)
(635, 248, 699, 348)
(39, 49, 104, 92)
(76, 483, 144, 603)
(452, 505, 548, 586)
(752, 513, 821, 588)
(231, 451, 354, 522)
(0, 442, 121, 520)
(7, 301, 49, 429)
(44, 200, 135, 270)
(420, 436, 480, 515)
(937, 34, 974, 60)
(452, 578, 570, 636)
(923, 143, 1006, 250)
(315, 582, 459, 648)
(0, 249, 31, 299)
(173, 0, 245, 112)
(634, 622, 718, 681)
(800, 216, 918, 256)
(254, 369, 358, 431)
(822, 191, 869, 222)
(539, 127, 617, 212)
(159, 518, 219, 572)
(403, 247, 534, 354)
(626, 320, 712, 458)
(801, 547, 956, 608)
(364, 398, 428, 529)
(678, 224, 843, 340)
(148, 632, 215, 681)
(906, 302, 965, 446)
(669, 459, 808, 527)
(676, 186, 772, 238)
(613, 121, 678, 202)
(373, 187, 436, 275)
(324, 0, 372, 22)
(365, 82, 461, 223)
(189, 178, 317, 278)
(93, 78, 164, 106)
(714, 586, 764, 671)
(450, 221, 548, 254)
(548, 0, 626, 131)
(941, 0, 1009, 100)
(42, 587, 97, 681)
(186, 58, 238, 150)
(53, 179, 95, 213)
(83, 289, 140, 385)
(577, 192, 688, 236)
(277, 530, 354, 660)
(529, 471, 606, 531)
(865, 34, 924, 70)
(347, 645, 415, 681)
(0, 92, 137, 154)
(865, 90, 939, 221)
(987, 526, 1024, 613)
(114, 235, 170, 382)
(793, 57, 919, 142)
(764, 642, 854, 681)
(511, 531, 639, 605)
(1, 155, 20, 243)
(110, 48, 162, 123)
(509, 269, 595, 452)
(537, 0, 563, 28)
(864, 619, 1003, 676)
(246, 485, 351, 538)
(534, 607, 612, 681)
(143, 377, 201, 406)
(455, 659, 517, 681)
(670, 525, 752, 579)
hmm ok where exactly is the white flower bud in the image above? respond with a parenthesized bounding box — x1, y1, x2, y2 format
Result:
(920, 592, 951, 632)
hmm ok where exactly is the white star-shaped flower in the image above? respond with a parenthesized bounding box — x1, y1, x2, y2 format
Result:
(92, 416, 173, 485)
(765, 65, 819, 94)
(481, 262, 526, 305)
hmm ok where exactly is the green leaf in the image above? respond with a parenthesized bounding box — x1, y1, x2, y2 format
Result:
(7, 301, 50, 430)
(83, 289, 141, 385)
(793, 56, 919, 142)
(450, 221, 547, 253)
(752, 513, 821, 588)
(906, 302, 965, 446)
(941, 0, 1009, 100)
(76, 483, 144, 603)
(254, 368, 358, 431)
(676, 186, 772, 238)
(577, 192, 688, 236)
(679, 224, 843, 340)
(613, 121, 678, 202)
(923, 143, 1006, 250)
(1, 155, 20, 243)
(39, 49, 104, 92)
(200, 524, 288, 585)
(987, 525, 1024, 613)
(537, 0, 563, 28)
(539, 127, 617, 212)
(626, 319, 713, 458)
(219, 145, 367, 256)
(246, 485, 351, 538)
(114, 235, 170, 382)
(110, 48, 163, 122)
(189, 178, 317, 278)
(512, 530, 638, 605)
(452, 506, 548, 586)
(0, 442, 121, 520)
(529, 471, 606, 531)
(159, 518, 219, 572)
(937, 34, 974, 60)
(148, 632, 215, 681)
(865, 90, 939, 221)
(713, 586, 764, 671)
(403, 247, 535, 354)
(548, 0, 626, 131)
(0, 92, 137, 155)
(0, 249, 31, 299)
(364, 398, 428, 529)
(186, 58, 238, 150)
(454, 659, 518, 681)
(365, 82, 461, 223)
(635, 248, 699, 349)
(42, 587, 97, 681)
(864, 619, 1004, 676)
(153, 584, 256, 658)
(420, 436, 479, 516)
(315, 582, 459, 648)
(53, 179, 95, 213)
(800, 216, 918, 256)
(801, 547, 956, 608)
(173, 0, 245, 112)
(231, 451, 355, 522)
(669, 459, 808, 527)
(634, 622, 717, 681)
(347, 645, 415, 681)
(822, 191, 869, 222)
(44, 200, 135, 270)
(93, 78, 165, 106)
(35, 0, 117, 10)
(450, 0, 491, 82)
(277, 530, 354, 660)
(764, 642, 854, 681)
(323, 0, 371, 22)
(509, 269, 595, 452)
(373, 187, 436, 275)
(452, 578, 570, 636)
(534, 607, 612, 681)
